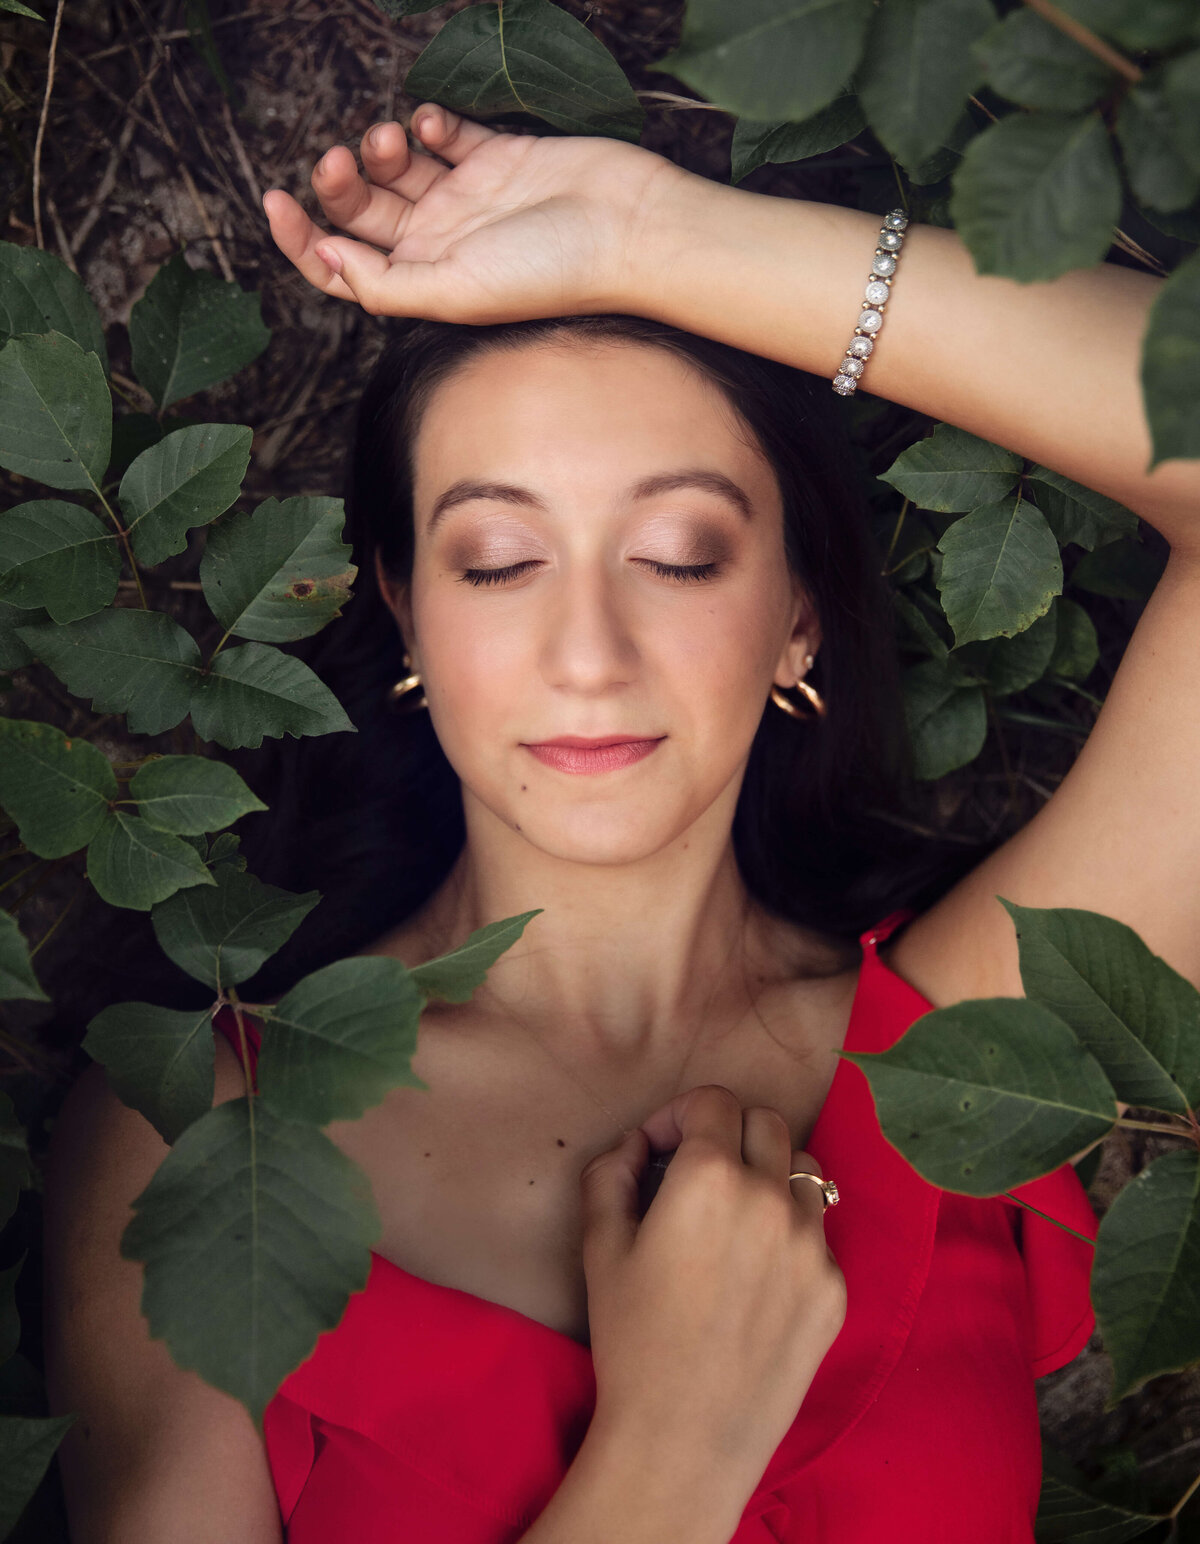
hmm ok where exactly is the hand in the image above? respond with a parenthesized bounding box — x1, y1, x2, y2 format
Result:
(261, 103, 690, 325)
(578, 1085, 847, 1487)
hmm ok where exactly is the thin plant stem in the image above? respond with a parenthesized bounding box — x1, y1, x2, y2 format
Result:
(1002, 1191, 1096, 1247)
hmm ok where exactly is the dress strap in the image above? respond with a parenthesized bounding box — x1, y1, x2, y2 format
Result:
(859, 909, 916, 952)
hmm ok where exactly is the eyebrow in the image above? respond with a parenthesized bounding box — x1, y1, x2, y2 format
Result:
(424, 469, 755, 533)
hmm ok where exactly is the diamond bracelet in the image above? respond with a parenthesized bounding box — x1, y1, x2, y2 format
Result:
(831, 208, 910, 397)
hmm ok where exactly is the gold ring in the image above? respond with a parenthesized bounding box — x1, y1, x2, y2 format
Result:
(789, 1171, 840, 1210)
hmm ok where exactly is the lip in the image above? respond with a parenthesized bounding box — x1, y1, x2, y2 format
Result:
(527, 735, 657, 748)
(523, 737, 665, 775)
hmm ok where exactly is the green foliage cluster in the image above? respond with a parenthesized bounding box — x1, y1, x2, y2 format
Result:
(2, 0, 1200, 1535)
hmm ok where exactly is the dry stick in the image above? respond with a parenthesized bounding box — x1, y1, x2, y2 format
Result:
(1022, 0, 1143, 82)
(168, 63, 258, 224)
(83, 8, 304, 64)
(31, 0, 67, 250)
(69, 85, 150, 259)
(60, 45, 163, 143)
(220, 94, 263, 210)
(43, 189, 78, 273)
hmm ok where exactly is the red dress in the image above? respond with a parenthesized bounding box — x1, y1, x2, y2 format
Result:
(212, 913, 1097, 1542)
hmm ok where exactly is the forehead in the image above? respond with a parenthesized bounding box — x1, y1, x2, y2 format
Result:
(410, 338, 779, 520)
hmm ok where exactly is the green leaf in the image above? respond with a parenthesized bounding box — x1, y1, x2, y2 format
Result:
(206, 831, 246, 870)
(949, 111, 1122, 282)
(0, 499, 120, 622)
(1161, 48, 1200, 179)
(0, 913, 48, 1002)
(892, 588, 950, 659)
(1035, 1443, 1166, 1543)
(128, 754, 267, 835)
(953, 603, 1058, 696)
(907, 106, 976, 186)
(0, 0, 44, 15)
(0, 717, 117, 858)
(0, 597, 43, 670)
(257, 957, 428, 1124)
(1142, 243, 1200, 471)
(1052, 0, 1199, 52)
(129, 253, 270, 412)
(854, 0, 993, 176)
(730, 94, 865, 184)
(971, 10, 1115, 113)
(648, 0, 875, 124)
(199, 495, 356, 642)
(1047, 597, 1099, 682)
(902, 657, 987, 778)
(0, 331, 111, 492)
(188, 641, 356, 749)
(410, 910, 544, 1003)
(1117, 69, 1200, 215)
(15, 608, 201, 736)
(878, 424, 1022, 513)
(1027, 467, 1138, 551)
(0, 242, 108, 370)
(1092, 1147, 1200, 1403)
(403, 0, 644, 141)
(936, 497, 1063, 645)
(119, 422, 253, 567)
(1070, 535, 1166, 601)
(120, 1097, 379, 1434)
(83, 1001, 220, 1145)
(0, 1413, 79, 1538)
(1000, 900, 1200, 1115)
(86, 809, 217, 911)
(842, 997, 1117, 1195)
(151, 864, 321, 990)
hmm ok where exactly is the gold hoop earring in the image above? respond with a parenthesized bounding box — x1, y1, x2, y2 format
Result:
(388, 651, 427, 712)
(769, 653, 825, 719)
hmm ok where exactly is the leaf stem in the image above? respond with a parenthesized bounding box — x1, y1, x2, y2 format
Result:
(1021, 0, 1142, 84)
(1169, 1465, 1200, 1520)
(1002, 1191, 1096, 1246)
(28, 882, 82, 959)
(881, 497, 911, 574)
(1115, 1117, 1198, 1139)
(93, 484, 148, 609)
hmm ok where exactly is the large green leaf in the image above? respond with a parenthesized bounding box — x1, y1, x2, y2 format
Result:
(86, 809, 217, 911)
(953, 603, 1058, 697)
(0, 913, 48, 1003)
(0, 242, 108, 371)
(128, 754, 267, 835)
(854, 0, 993, 176)
(199, 496, 356, 642)
(0, 331, 111, 492)
(949, 111, 1121, 282)
(972, 10, 1115, 112)
(0, 597, 43, 670)
(256, 956, 428, 1124)
(188, 642, 356, 749)
(0, 717, 117, 858)
(1142, 244, 1200, 471)
(1117, 68, 1200, 215)
(649, 0, 875, 124)
(119, 422, 253, 567)
(0, 1413, 79, 1539)
(403, 0, 643, 141)
(1001, 900, 1200, 1115)
(121, 1097, 380, 1433)
(1091, 1148, 1200, 1403)
(1071, 534, 1166, 601)
(151, 865, 321, 990)
(1035, 1444, 1166, 1543)
(0, 499, 120, 622)
(936, 497, 1062, 645)
(1161, 47, 1200, 179)
(1048, 597, 1099, 682)
(1026, 467, 1138, 551)
(730, 94, 865, 184)
(842, 997, 1117, 1195)
(878, 424, 1022, 513)
(410, 910, 543, 1003)
(15, 608, 201, 735)
(1052, 0, 1199, 52)
(129, 253, 270, 412)
(83, 1001, 222, 1145)
(901, 657, 987, 778)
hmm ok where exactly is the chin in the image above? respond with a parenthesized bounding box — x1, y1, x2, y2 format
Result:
(510, 811, 686, 866)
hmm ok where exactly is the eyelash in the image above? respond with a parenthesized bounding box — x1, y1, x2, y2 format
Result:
(457, 560, 721, 588)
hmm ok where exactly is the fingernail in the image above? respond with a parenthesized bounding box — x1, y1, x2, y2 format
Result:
(414, 111, 435, 140)
(366, 126, 381, 149)
(316, 246, 342, 274)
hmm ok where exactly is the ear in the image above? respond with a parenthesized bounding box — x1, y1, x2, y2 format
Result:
(373, 548, 417, 664)
(772, 581, 823, 689)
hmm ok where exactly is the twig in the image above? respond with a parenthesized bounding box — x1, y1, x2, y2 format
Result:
(635, 89, 729, 113)
(32, 0, 66, 250)
(1022, 0, 1143, 84)
(220, 94, 263, 211)
(83, 9, 304, 64)
(43, 189, 79, 274)
(69, 92, 145, 259)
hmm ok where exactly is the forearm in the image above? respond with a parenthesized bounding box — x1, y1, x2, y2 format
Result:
(631, 173, 1200, 542)
(516, 1412, 753, 1544)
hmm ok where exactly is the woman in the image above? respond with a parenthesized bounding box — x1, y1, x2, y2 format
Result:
(44, 104, 1194, 1542)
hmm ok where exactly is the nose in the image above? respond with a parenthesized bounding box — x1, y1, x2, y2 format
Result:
(539, 562, 637, 696)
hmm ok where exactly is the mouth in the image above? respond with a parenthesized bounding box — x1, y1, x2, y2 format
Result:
(522, 736, 666, 776)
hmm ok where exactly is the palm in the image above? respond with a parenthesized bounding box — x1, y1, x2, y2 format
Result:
(262, 108, 677, 324)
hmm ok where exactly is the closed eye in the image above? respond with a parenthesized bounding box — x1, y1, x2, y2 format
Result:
(457, 560, 722, 587)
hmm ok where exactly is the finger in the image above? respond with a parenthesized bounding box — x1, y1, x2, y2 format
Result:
(310, 143, 415, 252)
(410, 102, 503, 165)
(362, 119, 447, 202)
(786, 1149, 830, 1223)
(305, 232, 449, 319)
(261, 186, 362, 306)
(579, 1127, 649, 1278)
(637, 1084, 743, 1161)
(740, 1105, 794, 1179)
